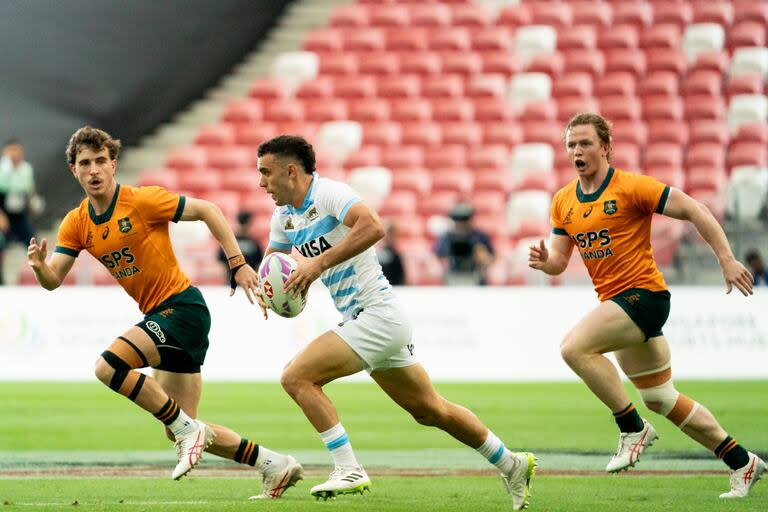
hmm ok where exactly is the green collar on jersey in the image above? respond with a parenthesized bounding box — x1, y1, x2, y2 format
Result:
(576, 167, 614, 203)
(88, 183, 121, 225)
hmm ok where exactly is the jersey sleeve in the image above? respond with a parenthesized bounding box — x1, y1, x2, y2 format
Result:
(54, 210, 83, 257)
(630, 174, 671, 215)
(135, 186, 186, 225)
(550, 191, 568, 236)
(268, 209, 292, 251)
(317, 180, 362, 222)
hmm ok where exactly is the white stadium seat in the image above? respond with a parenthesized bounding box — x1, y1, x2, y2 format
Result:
(508, 73, 553, 112)
(316, 121, 363, 163)
(506, 190, 552, 232)
(514, 25, 557, 65)
(271, 51, 320, 95)
(726, 166, 768, 221)
(729, 47, 768, 79)
(727, 94, 768, 133)
(682, 23, 725, 63)
(509, 143, 555, 172)
(347, 166, 392, 210)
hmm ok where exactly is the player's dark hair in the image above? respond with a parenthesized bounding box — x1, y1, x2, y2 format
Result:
(258, 135, 316, 175)
(564, 113, 613, 163)
(3, 138, 21, 148)
(745, 249, 761, 264)
(66, 126, 121, 166)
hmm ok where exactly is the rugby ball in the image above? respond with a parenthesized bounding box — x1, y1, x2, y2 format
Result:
(258, 252, 307, 318)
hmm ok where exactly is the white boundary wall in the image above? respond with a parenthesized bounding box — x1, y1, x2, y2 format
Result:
(1, 285, 766, 381)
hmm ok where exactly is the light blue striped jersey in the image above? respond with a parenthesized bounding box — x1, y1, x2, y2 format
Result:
(268, 174, 393, 319)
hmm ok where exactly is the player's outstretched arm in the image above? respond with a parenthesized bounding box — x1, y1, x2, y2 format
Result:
(662, 187, 753, 296)
(27, 237, 75, 290)
(285, 203, 384, 297)
(180, 197, 260, 303)
(528, 234, 573, 275)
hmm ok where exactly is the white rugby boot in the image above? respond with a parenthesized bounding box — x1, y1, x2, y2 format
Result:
(248, 455, 305, 500)
(310, 465, 371, 500)
(171, 420, 215, 480)
(501, 452, 537, 511)
(720, 452, 767, 499)
(605, 419, 658, 473)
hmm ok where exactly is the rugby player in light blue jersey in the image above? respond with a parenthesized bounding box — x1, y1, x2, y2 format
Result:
(255, 135, 536, 509)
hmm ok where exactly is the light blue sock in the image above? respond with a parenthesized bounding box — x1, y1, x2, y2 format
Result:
(319, 423, 360, 468)
(477, 430, 515, 474)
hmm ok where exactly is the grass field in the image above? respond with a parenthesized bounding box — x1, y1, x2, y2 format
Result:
(1, 381, 766, 511)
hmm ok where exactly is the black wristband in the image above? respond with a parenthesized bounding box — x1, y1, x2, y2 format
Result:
(229, 263, 245, 289)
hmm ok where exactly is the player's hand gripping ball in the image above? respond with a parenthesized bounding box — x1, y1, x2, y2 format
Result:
(257, 253, 307, 318)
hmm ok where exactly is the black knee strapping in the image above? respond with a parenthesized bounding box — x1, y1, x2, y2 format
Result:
(101, 350, 130, 391)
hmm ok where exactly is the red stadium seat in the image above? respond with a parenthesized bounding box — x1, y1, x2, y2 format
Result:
(482, 123, 523, 147)
(605, 49, 646, 78)
(344, 28, 386, 52)
(399, 51, 442, 75)
(600, 96, 642, 120)
(381, 145, 424, 170)
(514, 172, 557, 193)
(177, 170, 222, 195)
(467, 145, 509, 172)
(386, 28, 428, 51)
(471, 190, 506, 217)
(557, 25, 597, 50)
(686, 143, 726, 169)
(304, 99, 348, 123)
(205, 146, 253, 170)
(428, 27, 471, 51)
(277, 121, 318, 142)
(318, 53, 358, 76)
(362, 121, 402, 147)
(166, 146, 207, 170)
(645, 166, 685, 190)
(348, 99, 390, 122)
(728, 142, 768, 169)
(728, 21, 766, 50)
(572, 2, 612, 28)
(137, 169, 179, 190)
(598, 24, 639, 49)
(472, 97, 515, 122)
(248, 78, 285, 100)
(450, 4, 492, 27)
(611, 142, 640, 170)
(645, 48, 687, 76)
(726, 73, 764, 98)
(647, 120, 689, 146)
(480, 51, 521, 77)
(441, 121, 483, 147)
(332, 75, 376, 99)
(525, 52, 565, 79)
(465, 74, 506, 99)
(329, 5, 370, 28)
(640, 24, 681, 49)
(734, 1, 768, 25)
(221, 99, 263, 125)
(596, 72, 637, 97)
(400, 121, 442, 147)
(613, 2, 653, 28)
(263, 101, 305, 123)
(612, 119, 649, 146)
(471, 27, 512, 51)
(552, 72, 594, 98)
(390, 98, 432, 122)
(689, 50, 730, 75)
(643, 95, 684, 121)
(195, 124, 236, 147)
(692, 2, 734, 27)
(685, 95, 726, 120)
(303, 28, 343, 53)
(440, 51, 483, 77)
(432, 170, 474, 195)
(410, 4, 451, 27)
(496, 4, 532, 29)
(221, 170, 261, 198)
(234, 124, 277, 147)
(295, 76, 334, 99)
(378, 190, 418, 217)
(645, 143, 683, 168)
(343, 145, 382, 169)
(686, 167, 727, 193)
(369, 5, 410, 27)
(474, 168, 515, 194)
(377, 75, 421, 98)
(562, 49, 605, 78)
(684, 70, 723, 97)
(422, 75, 464, 98)
(733, 123, 768, 145)
(638, 71, 679, 98)
(433, 98, 474, 122)
(417, 190, 460, 217)
(653, 3, 693, 31)
(688, 121, 729, 145)
(424, 145, 467, 170)
(390, 167, 432, 196)
(529, 2, 573, 27)
(522, 121, 562, 148)
(358, 51, 400, 76)
(520, 99, 558, 121)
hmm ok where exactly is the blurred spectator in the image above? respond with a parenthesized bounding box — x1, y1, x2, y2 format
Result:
(434, 203, 494, 285)
(218, 210, 263, 271)
(378, 222, 405, 285)
(0, 139, 43, 284)
(745, 249, 767, 286)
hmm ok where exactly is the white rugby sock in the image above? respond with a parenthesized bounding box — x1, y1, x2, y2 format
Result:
(320, 423, 360, 468)
(477, 430, 516, 474)
(255, 445, 281, 471)
(168, 409, 197, 437)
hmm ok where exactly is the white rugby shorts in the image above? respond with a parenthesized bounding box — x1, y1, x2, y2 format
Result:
(332, 300, 417, 373)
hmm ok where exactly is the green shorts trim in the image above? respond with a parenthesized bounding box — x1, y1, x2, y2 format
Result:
(136, 286, 211, 373)
(609, 288, 671, 340)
